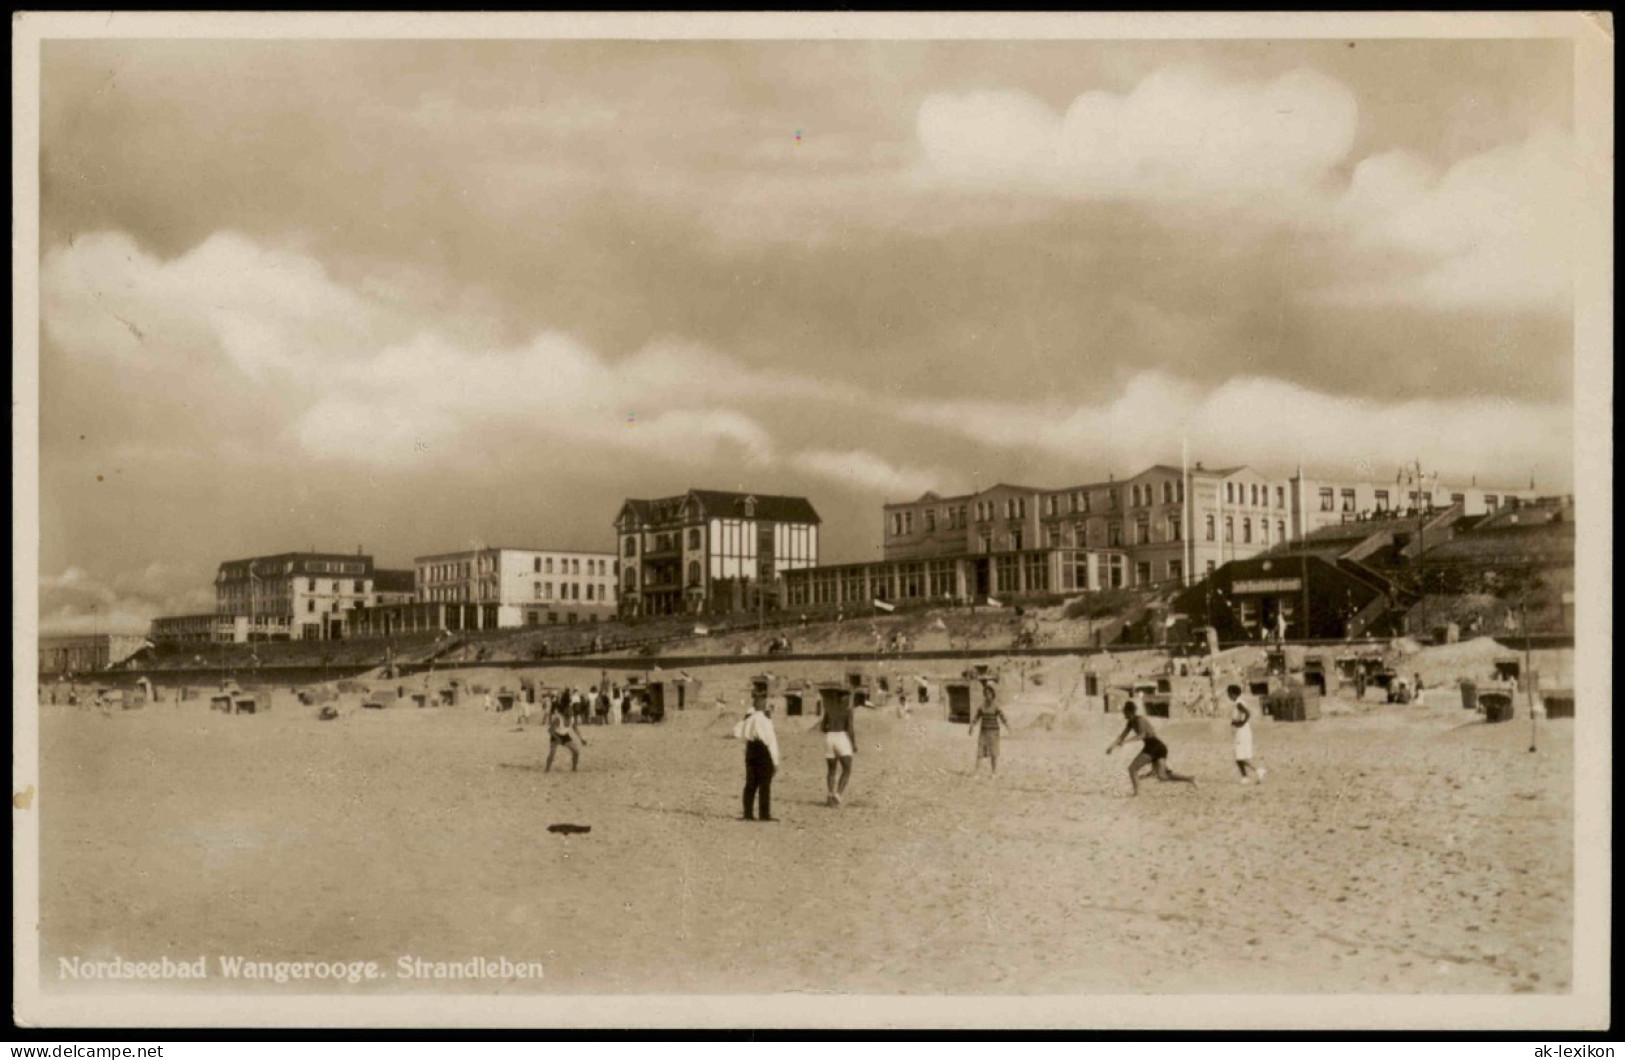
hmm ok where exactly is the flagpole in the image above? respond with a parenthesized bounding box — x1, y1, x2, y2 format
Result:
(1181, 437, 1192, 588)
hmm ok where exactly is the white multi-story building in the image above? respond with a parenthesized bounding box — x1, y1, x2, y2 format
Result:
(414, 547, 618, 628)
(215, 551, 379, 641)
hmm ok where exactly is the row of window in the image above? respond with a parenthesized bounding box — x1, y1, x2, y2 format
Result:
(1204, 515, 1288, 545)
(523, 611, 599, 626)
(530, 582, 613, 602)
(530, 556, 606, 576)
(890, 481, 1254, 539)
(1314, 487, 1489, 514)
(1224, 482, 1286, 509)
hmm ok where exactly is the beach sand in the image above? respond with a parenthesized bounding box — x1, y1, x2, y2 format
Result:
(38, 661, 1572, 995)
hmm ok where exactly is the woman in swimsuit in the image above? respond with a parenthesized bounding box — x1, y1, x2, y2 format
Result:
(1106, 701, 1197, 796)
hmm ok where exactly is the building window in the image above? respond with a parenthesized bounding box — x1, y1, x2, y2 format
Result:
(1047, 526, 1061, 548)
(1168, 559, 1183, 583)
(1010, 528, 1024, 551)
(1134, 514, 1150, 545)
(1451, 493, 1465, 507)
(1225, 516, 1234, 542)
(925, 509, 936, 532)
(980, 535, 993, 554)
(308, 579, 316, 591)
(1277, 520, 1286, 541)
(307, 600, 315, 613)
(1225, 483, 1234, 504)
(1485, 494, 1499, 510)
(1319, 488, 1334, 512)
(1017, 498, 1026, 519)
(1261, 521, 1271, 544)
(1135, 562, 1152, 586)
(1080, 492, 1091, 514)
(904, 512, 914, 534)
(1276, 486, 1285, 508)
(1107, 522, 1123, 547)
(1168, 515, 1182, 541)
(1341, 489, 1356, 512)
(1206, 560, 1216, 578)
(688, 560, 701, 586)
(958, 505, 968, 527)
(547, 557, 556, 573)
(1205, 515, 1215, 541)
(1243, 518, 1252, 544)
(1374, 489, 1389, 511)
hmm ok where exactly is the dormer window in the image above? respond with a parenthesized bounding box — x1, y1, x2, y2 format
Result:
(743, 496, 757, 518)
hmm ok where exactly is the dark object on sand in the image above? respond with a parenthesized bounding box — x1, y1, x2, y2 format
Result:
(547, 824, 592, 835)
(318, 706, 340, 721)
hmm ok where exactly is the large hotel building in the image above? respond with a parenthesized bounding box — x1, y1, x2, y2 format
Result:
(782, 462, 1537, 612)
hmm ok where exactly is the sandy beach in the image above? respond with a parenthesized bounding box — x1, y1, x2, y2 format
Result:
(38, 654, 1572, 996)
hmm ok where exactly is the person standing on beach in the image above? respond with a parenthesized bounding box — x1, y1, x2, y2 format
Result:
(1106, 702, 1197, 796)
(1225, 684, 1266, 784)
(969, 679, 1012, 775)
(820, 689, 857, 806)
(545, 700, 588, 772)
(740, 696, 780, 821)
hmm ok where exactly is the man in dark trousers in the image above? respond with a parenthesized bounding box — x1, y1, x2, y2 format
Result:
(740, 695, 780, 821)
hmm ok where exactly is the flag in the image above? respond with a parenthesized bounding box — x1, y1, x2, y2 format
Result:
(873, 599, 895, 613)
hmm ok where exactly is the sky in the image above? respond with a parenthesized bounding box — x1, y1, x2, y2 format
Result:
(32, 29, 1584, 634)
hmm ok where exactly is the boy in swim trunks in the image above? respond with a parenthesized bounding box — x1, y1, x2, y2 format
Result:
(820, 688, 857, 806)
(545, 701, 588, 772)
(969, 679, 1012, 774)
(1106, 701, 1197, 796)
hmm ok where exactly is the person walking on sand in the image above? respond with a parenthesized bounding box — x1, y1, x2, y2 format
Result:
(1225, 684, 1266, 784)
(545, 701, 588, 772)
(1106, 702, 1197, 796)
(819, 689, 857, 806)
(969, 679, 1012, 775)
(740, 696, 780, 821)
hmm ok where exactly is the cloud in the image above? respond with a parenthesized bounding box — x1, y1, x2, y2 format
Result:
(1315, 128, 1577, 312)
(912, 66, 1576, 314)
(915, 66, 1358, 205)
(897, 370, 1572, 488)
(44, 229, 893, 487)
(39, 561, 216, 635)
(790, 449, 941, 499)
(43, 230, 386, 383)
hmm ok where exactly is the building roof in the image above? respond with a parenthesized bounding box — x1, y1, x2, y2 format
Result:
(689, 490, 821, 523)
(413, 545, 615, 562)
(621, 489, 821, 526)
(219, 552, 375, 575)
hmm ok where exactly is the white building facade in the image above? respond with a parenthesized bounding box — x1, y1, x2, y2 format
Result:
(414, 547, 618, 628)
